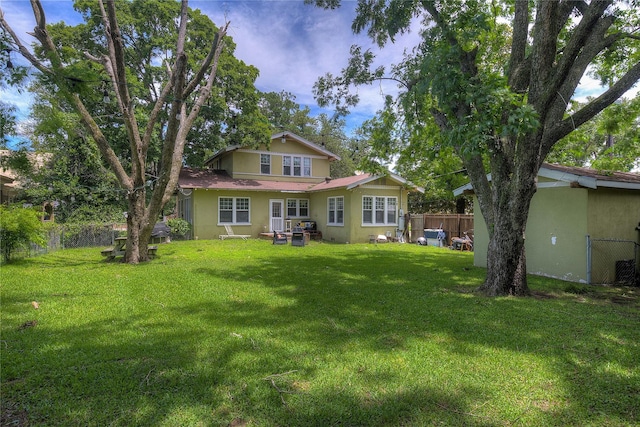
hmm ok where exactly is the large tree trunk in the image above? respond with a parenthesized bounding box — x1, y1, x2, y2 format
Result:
(479, 213, 530, 296)
(467, 144, 539, 297)
(124, 188, 154, 263)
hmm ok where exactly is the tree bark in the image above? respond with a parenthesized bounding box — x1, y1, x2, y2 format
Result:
(479, 204, 531, 296)
(2, 0, 230, 264)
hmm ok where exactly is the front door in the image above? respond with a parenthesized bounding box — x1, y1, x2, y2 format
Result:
(269, 199, 284, 232)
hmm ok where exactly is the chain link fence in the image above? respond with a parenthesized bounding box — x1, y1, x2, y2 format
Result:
(16, 223, 125, 258)
(588, 237, 639, 286)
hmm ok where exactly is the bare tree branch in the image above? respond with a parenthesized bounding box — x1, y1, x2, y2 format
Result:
(0, 8, 50, 75)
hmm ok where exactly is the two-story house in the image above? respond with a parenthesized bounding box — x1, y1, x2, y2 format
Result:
(176, 131, 423, 243)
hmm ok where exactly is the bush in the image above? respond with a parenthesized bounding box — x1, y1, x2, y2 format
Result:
(167, 218, 191, 238)
(0, 205, 47, 262)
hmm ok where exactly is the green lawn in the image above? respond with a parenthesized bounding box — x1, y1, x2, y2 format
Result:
(1, 239, 639, 426)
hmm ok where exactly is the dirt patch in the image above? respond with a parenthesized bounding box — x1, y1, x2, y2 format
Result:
(531, 290, 558, 299)
(1, 400, 28, 427)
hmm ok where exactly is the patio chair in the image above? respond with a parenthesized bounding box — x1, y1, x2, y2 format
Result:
(219, 225, 251, 240)
(273, 231, 288, 245)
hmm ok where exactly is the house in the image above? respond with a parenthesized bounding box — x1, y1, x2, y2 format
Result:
(0, 150, 19, 204)
(454, 163, 640, 285)
(176, 132, 423, 243)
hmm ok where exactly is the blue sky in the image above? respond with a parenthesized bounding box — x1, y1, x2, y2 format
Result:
(2, 0, 635, 144)
(1, 0, 421, 139)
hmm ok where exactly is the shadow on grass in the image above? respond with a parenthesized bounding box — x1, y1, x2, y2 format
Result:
(2, 244, 639, 426)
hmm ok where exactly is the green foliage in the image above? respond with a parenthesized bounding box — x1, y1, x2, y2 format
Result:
(27, 0, 270, 169)
(3, 124, 127, 223)
(0, 102, 18, 148)
(257, 91, 359, 178)
(548, 97, 640, 172)
(166, 217, 191, 237)
(1, 241, 639, 425)
(0, 204, 46, 262)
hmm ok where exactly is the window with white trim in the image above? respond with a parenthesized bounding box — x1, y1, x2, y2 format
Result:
(260, 154, 271, 174)
(283, 156, 291, 176)
(293, 156, 301, 176)
(287, 199, 309, 218)
(219, 197, 250, 224)
(362, 196, 397, 225)
(282, 155, 311, 177)
(328, 196, 344, 225)
(303, 158, 311, 176)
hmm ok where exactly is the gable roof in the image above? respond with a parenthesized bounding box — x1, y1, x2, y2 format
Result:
(178, 168, 313, 193)
(310, 172, 424, 193)
(453, 163, 640, 196)
(178, 168, 424, 193)
(204, 131, 340, 167)
(273, 131, 341, 161)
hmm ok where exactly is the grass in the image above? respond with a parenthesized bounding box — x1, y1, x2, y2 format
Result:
(1, 239, 639, 426)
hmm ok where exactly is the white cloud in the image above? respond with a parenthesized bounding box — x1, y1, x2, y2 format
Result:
(4, 0, 634, 140)
(4, 0, 410, 133)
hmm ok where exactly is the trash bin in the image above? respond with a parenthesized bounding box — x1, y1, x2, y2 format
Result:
(615, 259, 635, 284)
(423, 229, 445, 247)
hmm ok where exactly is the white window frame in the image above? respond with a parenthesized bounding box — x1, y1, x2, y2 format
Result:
(362, 196, 398, 226)
(287, 198, 309, 218)
(260, 154, 271, 175)
(218, 196, 251, 225)
(282, 155, 311, 177)
(327, 196, 344, 226)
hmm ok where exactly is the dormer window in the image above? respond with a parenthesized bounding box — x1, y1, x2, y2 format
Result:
(283, 155, 311, 177)
(260, 154, 271, 174)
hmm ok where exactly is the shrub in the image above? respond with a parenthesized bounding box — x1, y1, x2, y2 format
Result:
(0, 205, 47, 262)
(167, 218, 191, 238)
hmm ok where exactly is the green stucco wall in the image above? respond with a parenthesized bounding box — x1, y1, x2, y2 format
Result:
(525, 186, 589, 282)
(474, 184, 640, 283)
(227, 144, 330, 181)
(587, 188, 640, 239)
(473, 186, 590, 283)
(189, 186, 410, 243)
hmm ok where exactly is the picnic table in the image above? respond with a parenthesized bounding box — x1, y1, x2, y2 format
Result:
(101, 236, 157, 260)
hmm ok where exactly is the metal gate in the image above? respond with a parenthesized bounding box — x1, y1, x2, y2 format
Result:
(587, 236, 639, 285)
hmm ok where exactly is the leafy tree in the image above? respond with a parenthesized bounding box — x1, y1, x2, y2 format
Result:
(548, 97, 640, 171)
(1, 0, 270, 263)
(1, 28, 30, 148)
(0, 204, 46, 262)
(355, 100, 470, 213)
(258, 90, 358, 178)
(0, 101, 17, 148)
(311, 0, 640, 296)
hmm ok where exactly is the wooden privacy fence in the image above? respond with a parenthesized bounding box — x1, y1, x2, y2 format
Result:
(409, 214, 474, 244)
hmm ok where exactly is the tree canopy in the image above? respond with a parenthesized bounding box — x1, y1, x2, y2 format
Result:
(1, 0, 270, 262)
(311, 0, 640, 295)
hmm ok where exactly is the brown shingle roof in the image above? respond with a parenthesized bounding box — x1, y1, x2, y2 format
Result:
(178, 169, 423, 193)
(178, 168, 315, 192)
(541, 163, 640, 185)
(308, 174, 375, 191)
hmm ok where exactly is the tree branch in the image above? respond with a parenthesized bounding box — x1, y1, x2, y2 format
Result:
(103, 0, 146, 186)
(548, 1, 613, 101)
(528, 1, 559, 107)
(0, 7, 50, 75)
(15, 0, 131, 188)
(551, 59, 640, 142)
(183, 21, 229, 98)
(507, 0, 528, 88)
